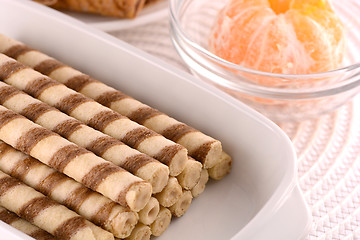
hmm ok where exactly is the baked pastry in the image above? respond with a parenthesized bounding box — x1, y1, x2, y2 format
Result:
(150, 206, 171, 237)
(154, 177, 182, 207)
(0, 104, 152, 211)
(0, 141, 138, 238)
(0, 50, 188, 177)
(34, 0, 146, 18)
(0, 170, 114, 240)
(0, 206, 56, 240)
(176, 157, 202, 190)
(0, 34, 224, 169)
(0, 80, 169, 193)
(138, 197, 159, 225)
(191, 168, 209, 198)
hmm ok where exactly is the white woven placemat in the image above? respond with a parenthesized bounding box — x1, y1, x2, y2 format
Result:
(110, 16, 360, 240)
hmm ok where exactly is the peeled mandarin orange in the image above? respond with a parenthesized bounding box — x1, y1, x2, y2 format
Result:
(208, 0, 346, 75)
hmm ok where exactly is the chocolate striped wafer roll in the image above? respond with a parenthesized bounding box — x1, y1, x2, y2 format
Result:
(137, 197, 159, 225)
(0, 170, 114, 240)
(191, 169, 209, 198)
(208, 151, 232, 180)
(0, 52, 188, 177)
(0, 141, 138, 238)
(176, 157, 202, 190)
(0, 206, 56, 240)
(154, 177, 182, 208)
(150, 206, 171, 237)
(0, 81, 169, 193)
(168, 190, 193, 218)
(0, 105, 151, 211)
(125, 223, 151, 240)
(0, 35, 222, 169)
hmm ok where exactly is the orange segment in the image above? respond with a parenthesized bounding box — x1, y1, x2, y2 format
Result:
(209, 1, 276, 66)
(290, 0, 332, 12)
(208, 0, 346, 76)
(269, 0, 290, 14)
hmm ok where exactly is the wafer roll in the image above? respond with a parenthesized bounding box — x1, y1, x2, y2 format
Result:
(138, 197, 159, 225)
(150, 206, 171, 237)
(0, 206, 56, 240)
(208, 151, 232, 180)
(0, 170, 113, 240)
(125, 223, 151, 240)
(0, 105, 151, 211)
(0, 81, 169, 193)
(154, 177, 182, 208)
(88, 223, 115, 240)
(44, 0, 146, 19)
(191, 169, 209, 198)
(0, 141, 138, 238)
(0, 52, 188, 177)
(177, 157, 202, 190)
(168, 190, 192, 217)
(0, 35, 223, 169)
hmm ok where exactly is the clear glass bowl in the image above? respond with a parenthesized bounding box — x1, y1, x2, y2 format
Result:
(169, 0, 360, 121)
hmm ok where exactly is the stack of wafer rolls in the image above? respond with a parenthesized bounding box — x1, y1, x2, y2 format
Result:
(0, 104, 152, 211)
(0, 206, 56, 240)
(0, 54, 189, 178)
(0, 34, 223, 169)
(0, 140, 139, 238)
(0, 170, 114, 240)
(0, 34, 234, 238)
(0, 80, 169, 193)
(33, 0, 146, 19)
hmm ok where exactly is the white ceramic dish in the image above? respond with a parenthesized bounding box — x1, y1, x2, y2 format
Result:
(0, 0, 311, 239)
(62, 0, 168, 31)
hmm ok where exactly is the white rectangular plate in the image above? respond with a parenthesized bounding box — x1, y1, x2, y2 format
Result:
(0, 0, 311, 239)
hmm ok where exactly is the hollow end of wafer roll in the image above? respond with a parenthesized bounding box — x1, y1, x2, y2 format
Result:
(108, 210, 138, 239)
(154, 177, 182, 208)
(136, 162, 169, 194)
(168, 148, 188, 176)
(177, 158, 202, 190)
(168, 190, 193, 218)
(125, 181, 152, 212)
(125, 223, 151, 240)
(191, 169, 209, 198)
(138, 197, 159, 225)
(201, 141, 223, 169)
(208, 152, 232, 180)
(150, 206, 171, 237)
